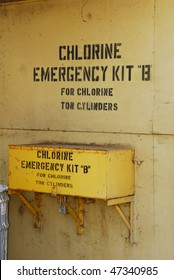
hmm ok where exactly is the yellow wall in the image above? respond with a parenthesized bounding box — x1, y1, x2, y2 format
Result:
(0, 0, 174, 259)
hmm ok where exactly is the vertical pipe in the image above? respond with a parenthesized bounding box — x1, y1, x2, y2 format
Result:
(0, 185, 9, 260)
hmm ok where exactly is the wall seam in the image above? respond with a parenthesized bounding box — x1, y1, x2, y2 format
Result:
(152, 0, 156, 259)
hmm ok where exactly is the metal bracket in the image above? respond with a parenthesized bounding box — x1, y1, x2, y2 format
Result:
(107, 196, 134, 243)
(9, 188, 133, 241)
(9, 190, 42, 228)
(59, 196, 84, 235)
(58, 194, 134, 239)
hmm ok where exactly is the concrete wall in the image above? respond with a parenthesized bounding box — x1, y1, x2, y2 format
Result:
(0, 0, 174, 259)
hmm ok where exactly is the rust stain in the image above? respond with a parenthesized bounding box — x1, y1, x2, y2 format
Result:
(81, 0, 88, 22)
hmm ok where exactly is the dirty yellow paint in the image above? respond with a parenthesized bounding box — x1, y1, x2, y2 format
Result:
(1, 0, 174, 260)
(0, 0, 153, 134)
(8, 145, 134, 199)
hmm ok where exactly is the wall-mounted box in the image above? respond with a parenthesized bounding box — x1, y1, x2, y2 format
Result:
(8, 145, 135, 200)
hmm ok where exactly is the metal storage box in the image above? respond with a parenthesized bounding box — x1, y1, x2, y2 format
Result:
(8, 145, 134, 200)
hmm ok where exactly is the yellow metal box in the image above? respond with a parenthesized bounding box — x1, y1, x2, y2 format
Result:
(8, 145, 135, 200)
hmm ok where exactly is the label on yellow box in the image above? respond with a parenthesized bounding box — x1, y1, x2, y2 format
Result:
(8, 145, 134, 199)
